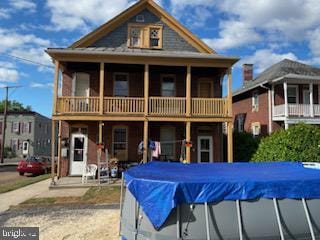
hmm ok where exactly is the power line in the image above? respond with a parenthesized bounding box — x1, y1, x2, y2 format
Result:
(0, 52, 54, 69)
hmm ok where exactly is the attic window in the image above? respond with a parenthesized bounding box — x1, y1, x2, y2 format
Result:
(130, 27, 142, 47)
(128, 24, 163, 49)
(136, 14, 145, 22)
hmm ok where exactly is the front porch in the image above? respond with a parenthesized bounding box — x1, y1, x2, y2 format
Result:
(271, 77, 320, 128)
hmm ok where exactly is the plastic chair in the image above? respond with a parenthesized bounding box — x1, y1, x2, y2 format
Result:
(82, 164, 98, 184)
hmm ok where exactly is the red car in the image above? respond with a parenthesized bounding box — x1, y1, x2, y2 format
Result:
(17, 157, 52, 176)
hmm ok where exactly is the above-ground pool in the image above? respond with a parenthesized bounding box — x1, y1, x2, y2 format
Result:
(120, 161, 320, 240)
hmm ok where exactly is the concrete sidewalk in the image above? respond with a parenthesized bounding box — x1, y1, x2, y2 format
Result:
(0, 179, 52, 212)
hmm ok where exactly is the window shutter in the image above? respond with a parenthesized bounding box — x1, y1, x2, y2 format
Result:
(21, 123, 24, 134)
(11, 122, 13, 133)
(29, 122, 32, 133)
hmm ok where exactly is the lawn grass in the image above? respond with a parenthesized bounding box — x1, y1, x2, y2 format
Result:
(21, 186, 121, 206)
(0, 174, 50, 194)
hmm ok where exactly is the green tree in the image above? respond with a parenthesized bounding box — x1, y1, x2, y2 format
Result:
(252, 123, 320, 162)
(0, 100, 31, 112)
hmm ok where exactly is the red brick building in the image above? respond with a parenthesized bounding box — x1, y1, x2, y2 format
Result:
(46, 0, 238, 178)
(233, 59, 320, 137)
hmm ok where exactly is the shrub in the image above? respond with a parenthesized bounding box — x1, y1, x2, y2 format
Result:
(234, 132, 260, 162)
(251, 123, 320, 162)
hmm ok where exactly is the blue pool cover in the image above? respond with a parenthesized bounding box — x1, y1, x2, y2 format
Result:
(124, 161, 320, 229)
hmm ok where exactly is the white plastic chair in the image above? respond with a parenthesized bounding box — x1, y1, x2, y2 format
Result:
(82, 164, 98, 184)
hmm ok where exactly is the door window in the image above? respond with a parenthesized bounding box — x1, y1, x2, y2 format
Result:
(303, 90, 310, 104)
(73, 73, 90, 97)
(73, 137, 85, 162)
(198, 81, 213, 98)
(198, 136, 213, 163)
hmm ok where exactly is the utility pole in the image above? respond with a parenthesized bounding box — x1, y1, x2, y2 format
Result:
(1, 86, 22, 163)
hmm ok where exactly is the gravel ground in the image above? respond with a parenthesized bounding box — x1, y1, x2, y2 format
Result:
(0, 204, 120, 240)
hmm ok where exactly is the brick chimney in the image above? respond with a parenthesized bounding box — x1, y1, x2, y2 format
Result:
(243, 64, 253, 85)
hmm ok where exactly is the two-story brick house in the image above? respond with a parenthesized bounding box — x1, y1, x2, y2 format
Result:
(233, 59, 320, 136)
(46, 0, 238, 178)
(0, 111, 52, 158)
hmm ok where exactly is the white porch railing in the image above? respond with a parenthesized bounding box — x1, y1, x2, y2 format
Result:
(273, 104, 320, 117)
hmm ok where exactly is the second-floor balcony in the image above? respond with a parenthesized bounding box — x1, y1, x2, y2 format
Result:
(56, 96, 229, 118)
(273, 104, 320, 118)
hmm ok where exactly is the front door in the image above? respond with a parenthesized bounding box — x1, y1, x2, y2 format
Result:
(70, 133, 88, 176)
(197, 136, 213, 163)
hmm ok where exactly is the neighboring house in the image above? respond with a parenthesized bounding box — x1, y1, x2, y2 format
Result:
(0, 111, 52, 158)
(46, 0, 238, 177)
(233, 59, 320, 136)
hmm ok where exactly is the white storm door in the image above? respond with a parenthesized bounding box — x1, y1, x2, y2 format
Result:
(70, 133, 88, 176)
(197, 136, 213, 163)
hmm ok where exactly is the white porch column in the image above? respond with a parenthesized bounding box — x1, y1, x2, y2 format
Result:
(268, 86, 273, 135)
(309, 82, 314, 117)
(284, 81, 288, 118)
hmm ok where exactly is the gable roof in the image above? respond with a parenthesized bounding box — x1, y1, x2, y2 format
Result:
(233, 59, 320, 96)
(69, 0, 214, 54)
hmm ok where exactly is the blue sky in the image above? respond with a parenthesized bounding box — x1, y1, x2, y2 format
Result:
(0, 0, 320, 117)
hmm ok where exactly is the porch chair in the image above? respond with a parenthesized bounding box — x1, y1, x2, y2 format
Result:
(82, 164, 98, 184)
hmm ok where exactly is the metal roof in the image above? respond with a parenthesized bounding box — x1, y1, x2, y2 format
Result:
(46, 47, 239, 62)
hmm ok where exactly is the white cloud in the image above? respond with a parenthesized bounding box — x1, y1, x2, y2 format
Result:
(0, 61, 16, 69)
(0, 68, 19, 82)
(9, 0, 36, 12)
(203, 21, 261, 51)
(30, 82, 53, 88)
(0, 8, 10, 19)
(0, 28, 50, 51)
(170, 0, 320, 51)
(239, 49, 298, 74)
(308, 28, 320, 57)
(46, 0, 137, 31)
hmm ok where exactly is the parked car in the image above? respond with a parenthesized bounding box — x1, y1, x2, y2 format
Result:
(17, 156, 52, 176)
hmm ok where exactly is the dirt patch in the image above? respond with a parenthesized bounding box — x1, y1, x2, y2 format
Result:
(0, 205, 120, 240)
(0, 171, 25, 185)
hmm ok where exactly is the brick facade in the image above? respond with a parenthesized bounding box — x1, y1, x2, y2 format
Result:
(233, 87, 270, 136)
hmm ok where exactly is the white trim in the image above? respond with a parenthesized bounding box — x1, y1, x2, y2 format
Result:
(309, 83, 314, 117)
(197, 136, 213, 163)
(287, 84, 299, 104)
(268, 88, 272, 134)
(113, 72, 129, 97)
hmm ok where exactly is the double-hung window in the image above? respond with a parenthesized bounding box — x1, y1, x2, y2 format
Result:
(252, 92, 259, 111)
(287, 86, 298, 104)
(114, 73, 129, 97)
(161, 75, 175, 97)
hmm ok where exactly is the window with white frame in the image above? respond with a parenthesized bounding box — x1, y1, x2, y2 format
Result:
(161, 75, 176, 97)
(287, 86, 298, 104)
(252, 92, 259, 111)
(128, 24, 163, 49)
(251, 122, 261, 136)
(114, 73, 129, 97)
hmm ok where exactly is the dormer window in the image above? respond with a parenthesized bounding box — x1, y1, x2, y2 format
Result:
(128, 24, 163, 49)
(150, 28, 161, 48)
(130, 27, 142, 47)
